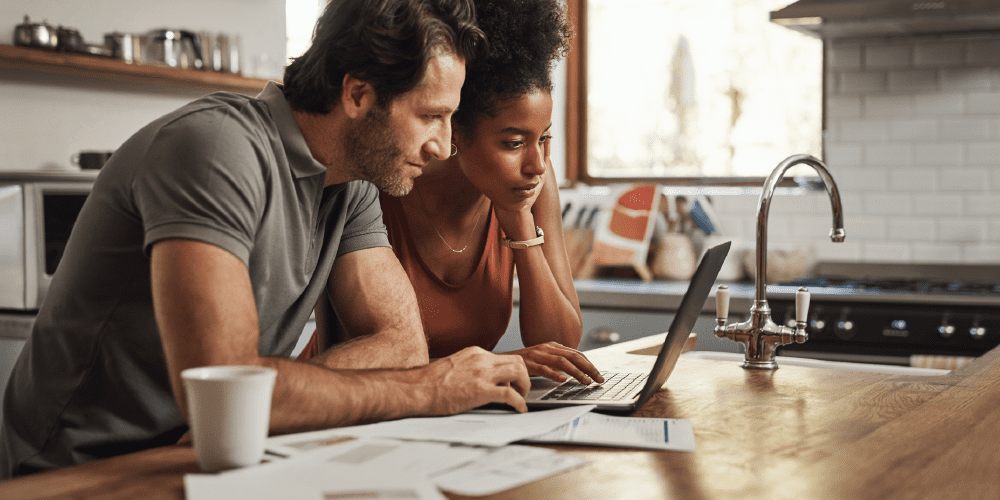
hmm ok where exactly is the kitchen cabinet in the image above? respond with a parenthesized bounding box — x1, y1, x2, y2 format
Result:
(0, 45, 270, 97)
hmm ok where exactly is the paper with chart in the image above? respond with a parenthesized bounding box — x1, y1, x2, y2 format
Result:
(523, 412, 696, 451)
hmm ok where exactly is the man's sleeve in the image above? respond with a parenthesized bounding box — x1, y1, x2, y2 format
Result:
(134, 108, 266, 266)
(337, 181, 390, 257)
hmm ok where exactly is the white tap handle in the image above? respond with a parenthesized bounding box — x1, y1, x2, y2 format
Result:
(796, 287, 810, 324)
(716, 285, 730, 321)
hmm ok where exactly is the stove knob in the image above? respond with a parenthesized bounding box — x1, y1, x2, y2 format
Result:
(938, 324, 955, 339)
(970, 326, 986, 340)
(834, 319, 855, 340)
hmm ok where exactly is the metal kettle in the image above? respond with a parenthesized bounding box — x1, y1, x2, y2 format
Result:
(144, 29, 203, 69)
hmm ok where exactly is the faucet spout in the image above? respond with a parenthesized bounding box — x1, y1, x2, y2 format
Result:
(755, 154, 844, 302)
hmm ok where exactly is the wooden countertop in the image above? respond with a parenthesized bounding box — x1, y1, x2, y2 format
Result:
(2, 337, 998, 499)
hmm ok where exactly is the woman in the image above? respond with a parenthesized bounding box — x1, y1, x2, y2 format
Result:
(315, 0, 601, 385)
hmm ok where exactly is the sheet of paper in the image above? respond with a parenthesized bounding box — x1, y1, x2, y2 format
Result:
(287, 405, 596, 447)
(186, 440, 447, 500)
(431, 444, 589, 497)
(523, 413, 696, 451)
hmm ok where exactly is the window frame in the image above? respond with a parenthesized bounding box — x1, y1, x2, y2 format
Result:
(563, 0, 826, 187)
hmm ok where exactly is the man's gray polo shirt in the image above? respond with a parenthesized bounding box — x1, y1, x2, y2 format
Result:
(0, 82, 389, 476)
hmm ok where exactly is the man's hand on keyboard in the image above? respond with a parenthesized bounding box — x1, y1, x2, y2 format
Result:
(507, 342, 605, 385)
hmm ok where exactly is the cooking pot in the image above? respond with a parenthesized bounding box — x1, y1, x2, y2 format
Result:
(71, 150, 115, 170)
(14, 15, 58, 50)
(105, 32, 144, 63)
(144, 29, 202, 69)
(56, 26, 84, 53)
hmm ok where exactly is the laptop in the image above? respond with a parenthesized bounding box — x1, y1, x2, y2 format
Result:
(524, 240, 731, 412)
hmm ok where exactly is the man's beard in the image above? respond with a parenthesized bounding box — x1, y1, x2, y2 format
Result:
(344, 104, 411, 197)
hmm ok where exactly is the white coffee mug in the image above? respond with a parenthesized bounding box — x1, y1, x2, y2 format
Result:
(181, 365, 277, 472)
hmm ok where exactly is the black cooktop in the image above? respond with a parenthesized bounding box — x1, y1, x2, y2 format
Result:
(780, 277, 1000, 296)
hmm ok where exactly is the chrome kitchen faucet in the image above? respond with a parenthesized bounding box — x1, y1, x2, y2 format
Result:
(715, 154, 845, 369)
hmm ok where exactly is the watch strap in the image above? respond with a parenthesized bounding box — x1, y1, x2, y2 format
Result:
(504, 226, 545, 249)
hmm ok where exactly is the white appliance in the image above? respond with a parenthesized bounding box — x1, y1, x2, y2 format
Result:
(0, 170, 97, 419)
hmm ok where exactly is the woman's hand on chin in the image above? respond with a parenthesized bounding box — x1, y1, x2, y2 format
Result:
(507, 342, 604, 385)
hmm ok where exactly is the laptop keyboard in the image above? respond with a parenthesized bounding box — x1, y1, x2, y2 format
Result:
(540, 372, 648, 401)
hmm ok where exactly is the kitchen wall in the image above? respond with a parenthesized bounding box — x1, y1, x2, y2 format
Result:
(710, 33, 1000, 265)
(0, 0, 286, 172)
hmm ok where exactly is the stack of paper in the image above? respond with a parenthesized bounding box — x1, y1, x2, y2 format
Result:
(185, 405, 698, 498)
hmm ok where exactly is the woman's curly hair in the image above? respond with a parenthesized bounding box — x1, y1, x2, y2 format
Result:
(453, 0, 572, 135)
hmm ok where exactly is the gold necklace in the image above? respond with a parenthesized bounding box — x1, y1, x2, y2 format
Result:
(417, 189, 488, 253)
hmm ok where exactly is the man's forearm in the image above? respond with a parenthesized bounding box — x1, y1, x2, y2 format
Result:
(310, 328, 428, 370)
(263, 356, 431, 434)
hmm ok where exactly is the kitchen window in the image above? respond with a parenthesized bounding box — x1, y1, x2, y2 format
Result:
(566, 0, 824, 185)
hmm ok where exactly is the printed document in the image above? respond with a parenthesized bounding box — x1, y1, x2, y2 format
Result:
(523, 413, 696, 451)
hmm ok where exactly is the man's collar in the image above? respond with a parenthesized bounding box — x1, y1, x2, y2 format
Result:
(257, 82, 328, 180)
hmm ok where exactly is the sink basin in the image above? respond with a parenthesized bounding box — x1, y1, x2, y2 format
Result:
(681, 351, 950, 376)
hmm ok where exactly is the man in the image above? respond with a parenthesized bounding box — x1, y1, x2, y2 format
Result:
(0, 0, 530, 478)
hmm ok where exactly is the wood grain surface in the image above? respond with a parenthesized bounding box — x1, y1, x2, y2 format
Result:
(2, 340, 998, 500)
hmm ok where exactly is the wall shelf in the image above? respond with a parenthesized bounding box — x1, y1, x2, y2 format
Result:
(0, 44, 272, 96)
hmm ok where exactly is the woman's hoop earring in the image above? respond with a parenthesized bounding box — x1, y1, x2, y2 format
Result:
(450, 143, 459, 157)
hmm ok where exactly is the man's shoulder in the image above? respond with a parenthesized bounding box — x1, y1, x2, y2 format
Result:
(161, 92, 271, 135)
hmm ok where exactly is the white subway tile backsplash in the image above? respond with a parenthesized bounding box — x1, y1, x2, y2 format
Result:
(846, 216, 887, 239)
(819, 36, 1000, 265)
(827, 96, 862, 118)
(863, 242, 911, 262)
(890, 119, 936, 141)
(833, 169, 888, 191)
(966, 93, 1000, 114)
(913, 143, 964, 167)
(962, 244, 1000, 264)
(888, 218, 935, 240)
(864, 193, 913, 215)
(867, 145, 912, 167)
(840, 120, 890, 142)
(825, 145, 863, 167)
(914, 42, 965, 67)
(913, 193, 964, 215)
(888, 69, 939, 92)
(865, 44, 912, 68)
(911, 242, 963, 263)
(968, 142, 1000, 166)
(711, 195, 758, 214)
(839, 71, 887, 93)
(938, 218, 987, 242)
(864, 95, 912, 116)
(790, 215, 835, 239)
(965, 194, 1000, 215)
(889, 168, 937, 191)
(837, 192, 863, 218)
(814, 241, 861, 262)
(768, 194, 815, 215)
(991, 219, 1000, 240)
(941, 68, 993, 91)
(966, 40, 1000, 65)
(940, 118, 990, 141)
(939, 168, 989, 191)
(914, 92, 965, 115)
(828, 44, 862, 70)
